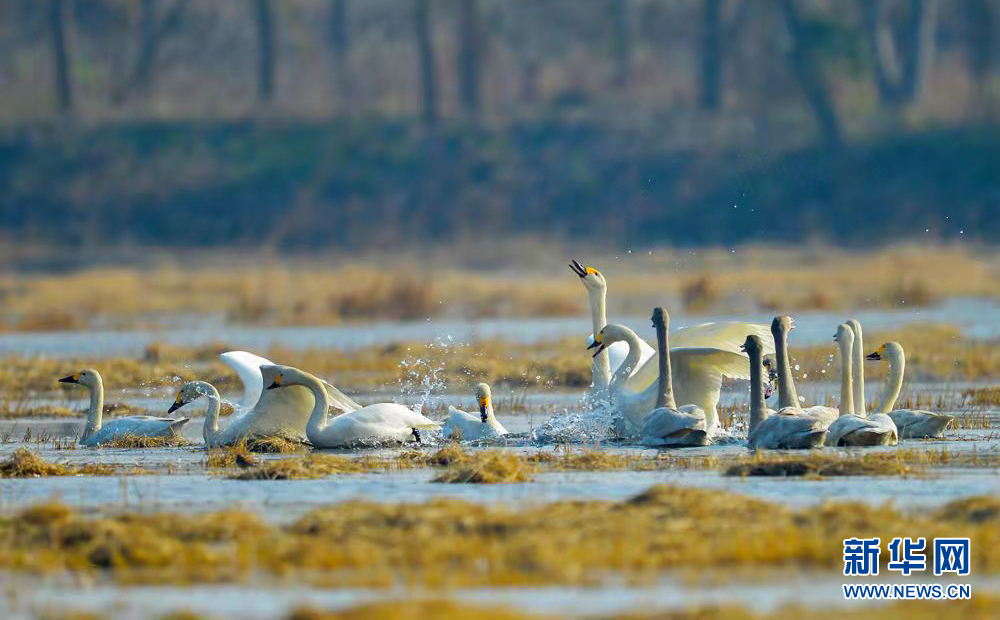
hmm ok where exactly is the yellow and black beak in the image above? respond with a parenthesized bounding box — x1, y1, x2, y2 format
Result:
(569, 260, 587, 278)
(866, 350, 881, 361)
(478, 396, 489, 423)
(588, 340, 607, 358)
(168, 393, 184, 414)
(58, 372, 80, 384)
(266, 375, 283, 390)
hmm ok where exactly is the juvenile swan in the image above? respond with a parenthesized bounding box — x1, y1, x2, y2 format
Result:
(264, 365, 440, 448)
(770, 316, 838, 425)
(569, 260, 776, 393)
(640, 307, 710, 447)
(743, 336, 827, 450)
(589, 323, 748, 436)
(867, 342, 954, 438)
(824, 325, 898, 447)
(441, 383, 508, 441)
(59, 369, 188, 447)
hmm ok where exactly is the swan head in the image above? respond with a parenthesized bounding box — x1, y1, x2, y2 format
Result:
(169, 381, 213, 414)
(770, 316, 795, 337)
(587, 323, 629, 358)
(866, 341, 902, 363)
(740, 335, 764, 357)
(474, 382, 492, 422)
(569, 260, 607, 293)
(650, 306, 669, 329)
(847, 318, 863, 340)
(834, 323, 854, 347)
(58, 368, 101, 389)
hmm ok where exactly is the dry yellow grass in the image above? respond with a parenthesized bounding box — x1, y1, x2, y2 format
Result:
(229, 454, 366, 480)
(432, 451, 535, 483)
(1, 485, 998, 587)
(102, 434, 193, 449)
(725, 452, 917, 477)
(0, 448, 123, 477)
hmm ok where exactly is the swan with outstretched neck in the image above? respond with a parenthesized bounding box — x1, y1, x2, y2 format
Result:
(770, 316, 838, 424)
(639, 307, 710, 447)
(867, 342, 954, 438)
(263, 365, 440, 448)
(823, 324, 897, 447)
(59, 369, 189, 447)
(569, 260, 776, 395)
(743, 336, 827, 449)
(441, 382, 508, 441)
(847, 319, 866, 414)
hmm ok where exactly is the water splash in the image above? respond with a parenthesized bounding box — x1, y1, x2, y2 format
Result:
(530, 393, 618, 444)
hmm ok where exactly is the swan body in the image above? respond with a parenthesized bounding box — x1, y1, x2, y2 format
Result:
(569, 260, 775, 395)
(742, 336, 827, 449)
(824, 323, 897, 447)
(263, 365, 439, 448)
(442, 383, 508, 441)
(639, 308, 710, 447)
(590, 323, 745, 436)
(867, 342, 954, 438)
(59, 369, 188, 447)
(769, 316, 839, 426)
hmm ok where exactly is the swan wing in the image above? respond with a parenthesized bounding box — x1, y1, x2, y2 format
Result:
(825, 414, 897, 447)
(672, 322, 776, 356)
(320, 379, 362, 414)
(220, 350, 274, 411)
(749, 410, 827, 449)
(888, 410, 954, 438)
(641, 405, 706, 439)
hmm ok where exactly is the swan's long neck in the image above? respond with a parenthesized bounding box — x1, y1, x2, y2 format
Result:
(839, 340, 854, 417)
(774, 326, 800, 409)
(654, 317, 676, 409)
(299, 374, 331, 438)
(748, 348, 766, 433)
(878, 350, 905, 413)
(589, 285, 612, 389)
(610, 328, 643, 389)
(197, 382, 222, 447)
(83, 377, 104, 440)
(851, 325, 866, 415)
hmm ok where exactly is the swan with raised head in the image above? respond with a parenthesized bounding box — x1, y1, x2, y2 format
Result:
(846, 319, 867, 414)
(867, 342, 954, 438)
(770, 316, 838, 425)
(743, 336, 827, 449)
(569, 260, 776, 393)
(640, 307, 710, 447)
(173, 351, 364, 445)
(59, 369, 189, 447)
(824, 324, 897, 447)
(441, 382, 508, 441)
(588, 323, 749, 436)
(263, 364, 440, 448)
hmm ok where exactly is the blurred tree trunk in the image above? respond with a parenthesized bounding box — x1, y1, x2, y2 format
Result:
(609, 0, 631, 87)
(700, 0, 722, 110)
(48, 0, 73, 113)
(777, 0, 842, 147)
(414, 0, 438, 127)
(255, 0, 276, 103)
(457, 0, 481, 118)
(863, 0, 938, 107)
(960, 0, 994, 116)
(329, 0, 351, 111)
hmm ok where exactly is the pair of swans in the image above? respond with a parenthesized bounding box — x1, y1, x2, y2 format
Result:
(570, 260, 774, 435)
(171, 351, 437, 448)
(59, 370, 189, 447)
(866, 342, 954, 438)
(441, 382, 508, 441)
(824, 322, 898, 446)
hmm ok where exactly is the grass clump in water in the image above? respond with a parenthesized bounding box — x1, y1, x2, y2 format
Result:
(725, 452, 917, 478)
(229, 454, 365, 480)
(0, 449, 119, 477)
(432, 451, 534, 484)
(103, 434, 193, 449)
(244, 435, 307, 454)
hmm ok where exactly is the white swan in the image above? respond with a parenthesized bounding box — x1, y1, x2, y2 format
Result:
(169, 381, 237, 448)
(743, 336, 828, 450)
(770, 316, 839, 425)
(263, 364, 440, 448)
(441, 383, 508, 441)
(824, 324, 898, 447)
(569, 260, 776, 393)
(866, 342, 954, 438)
(640, 307, 710, 447)
(182, 350, 363, 445)
(588, 323, 749, 436)
(846, 319, 867, 414)
(59, 369, 189, 447)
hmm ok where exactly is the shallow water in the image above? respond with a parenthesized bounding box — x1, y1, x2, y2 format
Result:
(2, 297, 997, 358)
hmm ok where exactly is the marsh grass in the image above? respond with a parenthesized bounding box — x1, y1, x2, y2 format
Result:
(2, 484, 999, 587)
(102, 434, 193, 449)
(244, 436, 307, 453)
(229, 454, 367, 480)
(0, 448, 119, 477)
(724, 452, 917, 478)
(431, 451, 535, 483)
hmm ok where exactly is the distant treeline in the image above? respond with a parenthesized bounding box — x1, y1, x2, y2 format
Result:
(1, 121, 996, 251)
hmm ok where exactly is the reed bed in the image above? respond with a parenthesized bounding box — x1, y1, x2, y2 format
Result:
(0, 448, 128, 477)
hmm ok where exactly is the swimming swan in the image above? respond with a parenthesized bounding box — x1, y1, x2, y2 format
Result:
(263, 365, 440, 448)
(847, 319, 867, 414)
(866, 342, 954, 438)
(181, 351, 364, 445)
(59, 369, 189, 447)
(824, 324, 898, 447)
(743, 336, 827, 449)
(770, 316, 838, 425)
(441, 382, 508, 441)
(640, 307, 710, 447)
(589, 323, 748, 436)
(569, 260, 776, 393)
